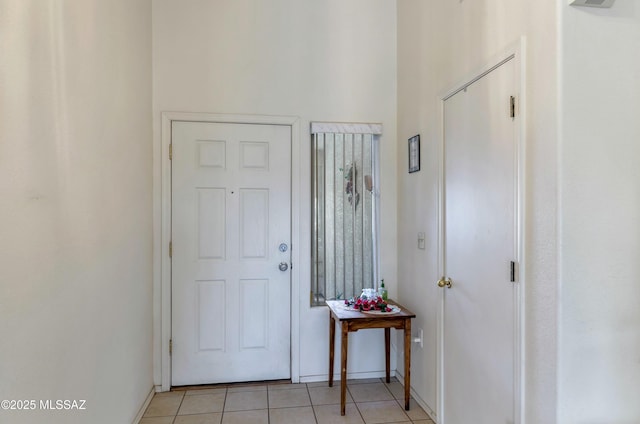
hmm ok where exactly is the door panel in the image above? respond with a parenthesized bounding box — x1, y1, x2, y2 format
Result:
(172, 121, 291, 385)
(442, 59, 517, 424)
(240, 189, 269, 258)
(197, 188, 226, 259)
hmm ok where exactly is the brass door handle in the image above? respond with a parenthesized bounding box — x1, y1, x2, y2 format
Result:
(437, 277, 452, 289)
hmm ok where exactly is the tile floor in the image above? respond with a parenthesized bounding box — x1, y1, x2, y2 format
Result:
(141, 377, 435, 424)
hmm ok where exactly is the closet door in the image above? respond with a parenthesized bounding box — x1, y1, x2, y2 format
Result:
(441, 57, 519, 424)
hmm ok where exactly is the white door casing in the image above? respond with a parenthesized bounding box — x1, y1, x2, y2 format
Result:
(439, 48, 523, 424)
(171, 121, 292, 385)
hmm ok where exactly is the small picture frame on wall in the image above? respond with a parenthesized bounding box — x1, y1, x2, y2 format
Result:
(408, 135, 420, 173)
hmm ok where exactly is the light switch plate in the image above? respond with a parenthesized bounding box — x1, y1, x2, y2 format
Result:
(417, 232, 426, 250)
(570, 0, 615, 8)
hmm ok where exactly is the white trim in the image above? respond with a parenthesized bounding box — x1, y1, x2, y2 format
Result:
(131, 386, 155, 424)
(516, 37, 528, 424)
(373, 135, 382, 290)
(436, 88, 445, 422)
(154, 112, 301, 391)
(395, 372, 438, 423)
(310, 121, 382, 135)
(159, 114, 172, 391)
(290, 116, 302, 383)
(437, 38, 526, 424)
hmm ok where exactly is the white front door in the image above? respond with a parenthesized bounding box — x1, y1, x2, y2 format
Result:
(171, 121, 292, 386)
(442, 57, 518, 423)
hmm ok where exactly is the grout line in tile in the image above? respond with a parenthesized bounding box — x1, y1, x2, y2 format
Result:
(306, 382, 319, 424)
(346, 385, 367, 424)
(177, 393, 186, 420)
(266, 385, 270, 424)
(221, 387, 228, 424)
(353, 401, 366, 424)
(171, 395, 184, 424)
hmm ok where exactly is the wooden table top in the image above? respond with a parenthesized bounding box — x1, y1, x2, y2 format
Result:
(326, 299, 416, 321)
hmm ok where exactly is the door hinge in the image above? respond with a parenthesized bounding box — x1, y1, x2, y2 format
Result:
(509, 96, 516, 118)
(510, 261, 517, 282)
(169, 339, 173, 356)
(169, 144, 173, 160)
(169, 241, 172, 258)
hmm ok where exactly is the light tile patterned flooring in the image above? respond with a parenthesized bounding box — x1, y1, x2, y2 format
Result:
(141, 378, 435, 424)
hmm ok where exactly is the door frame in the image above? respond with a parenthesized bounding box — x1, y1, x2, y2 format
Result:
(437, 38, 526, 423)
(154, 112, 301, 391)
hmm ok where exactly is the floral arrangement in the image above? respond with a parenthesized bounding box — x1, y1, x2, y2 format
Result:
(344, 296, 393, 312)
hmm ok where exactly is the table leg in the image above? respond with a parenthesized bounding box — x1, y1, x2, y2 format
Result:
(404, 318, 411, 410)
(329, 312, 335, 387)
(340, 321, 349, 416)
(385, 328, 391, 383)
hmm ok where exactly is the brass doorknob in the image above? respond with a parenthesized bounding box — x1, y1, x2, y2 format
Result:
(437, 277, 452, 289)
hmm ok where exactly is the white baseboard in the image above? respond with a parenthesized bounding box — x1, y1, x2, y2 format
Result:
(395, 372, 438, 423)
(132, 386, 156, 424)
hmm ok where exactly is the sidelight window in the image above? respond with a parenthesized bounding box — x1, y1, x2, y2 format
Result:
(311, 122, 381, 306)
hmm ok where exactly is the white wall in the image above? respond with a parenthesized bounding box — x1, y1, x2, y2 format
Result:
(152, 0, 397, 382)
(0, 2, 153, 423)
(558, 1, 640, 422)
(396, 1, 558, 421)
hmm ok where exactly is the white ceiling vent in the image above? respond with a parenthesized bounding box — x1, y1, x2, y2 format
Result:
(570, 0, 615, 7)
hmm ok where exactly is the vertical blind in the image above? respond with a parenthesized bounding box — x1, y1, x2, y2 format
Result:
(311, 123, 381, 306)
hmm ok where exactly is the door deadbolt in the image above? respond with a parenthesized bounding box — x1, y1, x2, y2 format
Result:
(279, 243, 288, 253)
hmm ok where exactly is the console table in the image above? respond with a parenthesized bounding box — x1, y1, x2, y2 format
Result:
(326, 299, 416, 415)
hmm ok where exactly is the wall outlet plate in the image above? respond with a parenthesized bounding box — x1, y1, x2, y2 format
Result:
(570, 0, 615, 8)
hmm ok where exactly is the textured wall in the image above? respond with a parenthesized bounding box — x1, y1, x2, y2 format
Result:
(152, 0, 398, 381)
(397, 1, 558, 421)
(558, 2, 640, 422)
(0, 1, 153, 423)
